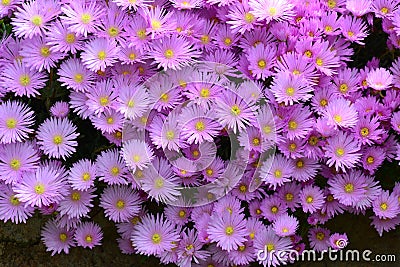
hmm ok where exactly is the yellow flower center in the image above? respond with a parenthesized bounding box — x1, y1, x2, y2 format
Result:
(327, 0, 336, 8)
(10, 195, 19, 206)
(306, 196, 313, 203)
(99, 96, 109, 106)
(333, 114, 342, 123)
(239, 184, 247, 193)
(151, 20, 161, 30)
(35, 183, 45, 195)
(73, 73, 84, 83)
(201, 35, 209, 44)
(316, 232, 325, 240)
(309, 135, 318, 145)
(85, 235, 92, 243)
(347, 31, 354, 37)
(71, 191, 81, 201)
(152, 233, 161, 244)
(65, 33, 76, 44)
(111, 166, 120, 176)
(335, 148, 345, 157)
(53, 135, 63, 145)
(367, 156, 374, 164)
(274, 169, 282, 178)
(288, 120, 297, 130)
(154, 177, 164, 189)
(31, 15, 43, 26)
(2, 0, 11, 5)
(224, 38, 232, 46)
(164, 49, 174, 59)
(98, 50, 107, 60)
(10, 158, 21, 171)
(225, 226, 234, 235)
(344, 183, 354, 193)
(179, 210, 186, 218)
(106, 117, 114, 124)
(82, 172, 91, 181)
(133, 155, 140, 163)
(289, 143, 297, 151)
(59, 233, 67, 242)
(266, 243, 275, 252)
(360, 127, 369, 137)
(304, 50, 312, 58)
(380, 203, 388, 211)
(40, 46, 50, 57)
(6, 118, 17, 129)
(381, 7, 389, 14)
(296, 160, 304, 168)
(195, 121, 205, 131)
(192, 150, 200, 157)
(339, 83, 348, 93)
(316, 58, 323, 66)
(325, 25, 332, 32)
(271, 206, 278, 213)
(286, 193, 293, 201)
(81, 13, 92, 24)
(269, 7, 277, 16)
(160, 93, 169, 102)
(293, 69, 300, 75)
(258, 59, 266, 69)
(231, 105, 241, 116)
(166, 130, 175, 140)
(108, 26, 119, 37)
(286, 87, 295, 96)
(116, 199, 125, 209)
(327, 195, 334, 202)
(19, 74, 31, 86)
(244, 12, 255, 23)
(200, 88, 210, 98)
(137, 29, 146, 39)
(134, 169, 143, 179)
(263, 125, 271, 134)
(320, 99, 328, 107)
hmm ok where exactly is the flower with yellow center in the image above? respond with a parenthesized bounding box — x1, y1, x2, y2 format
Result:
(81, 13, 92, 24)
(316, 232, 325, 240)
(6, 118, 17, 129)
(154, 177, 164, 189)
(97, 50, 106, 60)
(239, 184, 247, 193)
(316, 58, 323, 66)
(285, 193, 293, 201)
(31, 15, 43, 26)
(274, 169, 282, 178)
(164, 49, 174, 59)
(231, 105, 241, 116)
(151, 20, 161, 30)
(296, 160, 304, 168)
(335, 148, 345, 157)
(85, 235, 93, 243)
(35, 183, 45, 195)
(65, 33, 76, 44)
(289, 143, 297, 151)
(266, 243, 275, 252)
(380, 203, 388, 211)
(366, 156, 374, 164)
(344, 183, 354, 193)
(152, 233, 162, 244)
(137, 29, 147, 40)
(320, 98, 328, 107)
(271, 206, 278, 213)
(166, 130, 175, 140)
(360, 127, 369, 137)
(110, 166, 120, 176)
(244, 12, 255, 23)
(59, 233, 67, 242)
(116, 200, 125, 209)
(74, 73, 83, 83)
(288, 120, 297, 130)
(286, 87, 295, 96)
(106, 117, 114, 124)
(53, 135, 63, 145)
(82, 172, 91, 181)
(195, 121, 205, 131)
(71, 191, 81, 201)
(257, 59, 266, 69)
(306, 196, 313, 203)
(325, 25, 332, 32)
(19, 74, 31, 86)
(224, 38, 232, 46)
(263, 125, 271, 134)
(108, 27, 119, 37)
(178, 210, 186, 218)
(2, 0, 11, 5)
(40, 46, 50, 57)
(339, 83, 348, 93)
(201, 35, 209, 44)
(381, 7, 389, 14)
(304, 50, 312, 58)
(333, 114, 342, 123)
(200, 88, 210, 98)
(160, 93, 169, 102)
(347, 31, 354, 37)
(225, 226, 234, 236)
(269, 7, 277, 16)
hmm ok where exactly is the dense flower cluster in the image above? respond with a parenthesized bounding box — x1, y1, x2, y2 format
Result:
(0, 0, 400, 266)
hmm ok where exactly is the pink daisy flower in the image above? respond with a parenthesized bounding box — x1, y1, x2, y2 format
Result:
(57, 187, 95, 219)
(308, 227, 330, 252)
(58, 57, 95, 93)
(372, 190, 400, 219)
(13, 165, 68, 208)
(247, 44, 277, 80)
(0, 101, 35, 144)
(68, 159, 97, 191)
(122, 139, 154, 172)
(249, 0, 295, 24)
(74, 221, 103, 249)
(41, 219, 76, 256)
(50, 101, 69, 118)
(272, 214, 299, 237)
(96, 149, 129, 185)
(90, 109, 124, 134)
(0, 184, 35, 224)
(260, 154, 294, 190)
(81, 38, 119, 72)
(0, 142, 40, 184)
(226, 0, 260, 34)
(100, 185, 142, 223)
(131, 214, 180, 256)
(61, 0, 104, 37)
(323, 98, 358, 129)
(366, 67, 393, 90)
(299, 185, 325, 213)
(1, 59, 47, 97)
(46, 19, 85, 54)
(36, 117, 79, 160)
(340, 15, 369, 45)
(112, 0, 152, 11)
(270, 72, 313, 105)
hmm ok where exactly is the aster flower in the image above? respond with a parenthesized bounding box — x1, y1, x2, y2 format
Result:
(299, 185, 325, 213)
(112, 0, 152, 11)
(91, 109, 124, 134)
(0, 0, 23, 18)
(147, 76, 182, 112)
(36, 117, 79, 160)
(11, 0, 60, 39)
(313, 40, 340, 76)
(324, 131, 361, 172)
(1, 59, 47, 97)
(272, 214, 299, 237)
(277, 182, 301, 211)
(0, 142, 39, 184)
(20, 36, 65, 72)
(353, 115, 385, 145)
(57, 187, 95, 219)
(261, 195, 287, 222)
(361, 146, 386, 173)
(372, 0, 398, 18)
(247, 44, 277, 80)
(260, 154, 293, 190)
(270, 72, 313, 105)
(121, 139, 154, 172)
(67, 159, 96, 191)
(46, 19, 85, 54)
(96, 149, 129, 185)
(340, 16, 369, 45)
(58, 57, 95, 92)
(372, 190, 400, 219)
(61, 0, 104, 37)
(81, 38, 119, 72)
(177, 229, 210, 266)
(283, 106, 314, 140)
(131, 214, 180, 256)
(41, 219, 75, 256)
(291, 157, 320, 182)
(323, 98, 358, 129)
(308, 227, 330, 252)
(346, 0, 372, 16)
(0, 184, 35, 224)
(141, 6, 176, 38)
(50, 101, 69, 119)
(366, 67, 393, 90)
(207, 211, 248, 252)
(249, 0, 295, 24)
(0, 101, 35, 144)
(13, 165, 68, 208)
(149, 35, 200, 71)
(100, 185, 142, 223)
(370, 214, 400, 237)
(226, 0, 259, 34)
(74, 221, 103, 249)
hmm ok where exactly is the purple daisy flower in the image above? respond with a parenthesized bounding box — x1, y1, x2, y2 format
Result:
(261, 195, 288, 222)
(299, 185, 325, 213)
(270, 72, 313, 105)
(207, 211, 248, 252)
(361, 146, 386, 174)
(116, 82, 149, 120)
(260, 154, 294, 190)
(46, 19, 85, 54)
(1, 59, 47, 97)
(340, 15, 369, 45)
(13, 165, 68, 208)
(58, 57, 95, 93)
(324, 131, 361, 172)
(353, 115, 385, 145)
(366, 67, 393, 90)
(91, 109, 124, 134)
(328, 170, 368, 207)
(36, 117, 79, 160)
(323, 98, 358, 129)
(121, 139, 154, 172)
(100, 185, 142, 223)
(131, 213, 180, 256)
(68, 159, 97, 191)
(308, 227, 330, 252)
(0, 101, 35, 144)
(283, 106, 314, 140)
(41, 219, 75, 256)
(57, 187, 95, 219)
(0, 142, 39, 184)
(272, 213, 299, 237)
(249, 0, 295, 24)
(61, 0, 104, 37)
(74, 221, 103, 249)
(0, 184, 34, 224)
(329, 233, 348, 250)
(226, 0, 259, 34)
(247, 43, 277, 80)
(81, 38, 119, 72)
(50, 101, 69, 119)
(96, 149, 129, 185)
(372, 190, 400, 219)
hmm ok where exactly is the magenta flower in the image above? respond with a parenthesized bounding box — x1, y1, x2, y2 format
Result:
(74, 221, 103, 249)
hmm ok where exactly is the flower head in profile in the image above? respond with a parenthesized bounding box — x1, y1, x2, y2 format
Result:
(36, 117, 79, 160)
(249, 0, 295, 24)
(366, 67, 393, 90)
